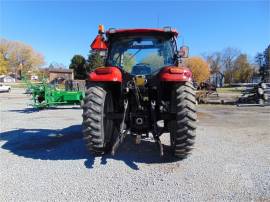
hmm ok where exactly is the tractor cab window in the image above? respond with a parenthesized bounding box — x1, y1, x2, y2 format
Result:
(107, 36, 175, 75)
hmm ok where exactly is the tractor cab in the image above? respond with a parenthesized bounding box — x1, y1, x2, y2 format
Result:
(83, 25, 196, 159)
(90, 26, 189, 76)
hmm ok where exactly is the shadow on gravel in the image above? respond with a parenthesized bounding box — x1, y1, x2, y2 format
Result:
(0, 125, 178, 170)
(7, 107, 82, 114)
(84, 138, 178, 170)
(7, 108, 40, 114)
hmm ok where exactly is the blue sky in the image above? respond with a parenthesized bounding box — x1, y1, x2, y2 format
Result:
(1, 0, 269, 67)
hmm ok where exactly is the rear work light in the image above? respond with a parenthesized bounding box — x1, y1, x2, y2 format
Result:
(163, 26, 172, 32)
(108, 28, 116, 33)
(95, 68, 112, 74)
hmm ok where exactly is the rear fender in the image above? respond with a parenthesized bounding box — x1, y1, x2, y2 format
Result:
(159, 66, 192, 82)
(88, 67, 122, 82)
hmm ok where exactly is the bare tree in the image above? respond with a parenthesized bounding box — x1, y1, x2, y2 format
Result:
(205, 52, 222, 73)
(0, 38, 12, 60)
(221, 47, 240, 84)
(48, 62, 66, 69)
(203, 52, 224, 87)
(255, 53, 264, 67)
(262, 45, 270, 82)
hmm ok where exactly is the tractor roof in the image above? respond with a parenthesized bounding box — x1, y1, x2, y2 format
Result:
(106, 28, 178, 38)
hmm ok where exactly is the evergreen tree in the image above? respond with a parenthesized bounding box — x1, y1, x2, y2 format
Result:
(263, 45, 270, 82)
(69, 55, 87, 79)
(87, 51, 105, 72)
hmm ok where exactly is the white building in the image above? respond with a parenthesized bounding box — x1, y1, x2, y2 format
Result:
(0, 75, 16, 83)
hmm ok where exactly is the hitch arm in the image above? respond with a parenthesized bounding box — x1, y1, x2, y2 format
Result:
(151, 100, 164, 156)
(111, 99, 129, 156)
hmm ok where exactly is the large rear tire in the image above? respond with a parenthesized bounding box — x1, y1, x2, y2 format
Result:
(82, 85, 114, 155)
(169, 82, 197, 159)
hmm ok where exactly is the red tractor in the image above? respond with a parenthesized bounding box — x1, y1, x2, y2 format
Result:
(82, 26, 196, 159)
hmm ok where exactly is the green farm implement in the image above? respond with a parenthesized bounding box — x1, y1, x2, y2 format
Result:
(24, 78, 85, 109)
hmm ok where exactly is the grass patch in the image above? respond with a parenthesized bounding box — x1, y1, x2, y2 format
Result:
(6, 83, 27, 88)
(4, 82, 41, 89)
(217, 87, 243, 94)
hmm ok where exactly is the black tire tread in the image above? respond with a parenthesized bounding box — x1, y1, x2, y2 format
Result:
(170, 82, 197, 159)
(82, 85, 108, 154)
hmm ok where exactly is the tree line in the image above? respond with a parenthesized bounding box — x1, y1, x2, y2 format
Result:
(204, 48, 254, 84)
(1, 36, 268, 85)
(69, 52, 104, 80)
(70, 45, 270, 85)
(255, 45, 270, 82)
(204, 46, 270, 84)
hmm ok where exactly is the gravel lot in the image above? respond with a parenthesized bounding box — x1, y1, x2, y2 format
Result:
(1, 88, 270, 201)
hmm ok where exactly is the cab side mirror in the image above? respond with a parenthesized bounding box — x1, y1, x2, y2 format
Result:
(178, 46, 189, 58)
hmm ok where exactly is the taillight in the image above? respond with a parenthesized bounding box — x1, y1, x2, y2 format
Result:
(160, 66, 192, 81)
(95, 68, 112, 74)
(169, 67, 182, 74)
(168, 67, 192, 78)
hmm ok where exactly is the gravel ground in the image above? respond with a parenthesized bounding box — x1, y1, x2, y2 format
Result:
(1, 88, 270, 201)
